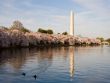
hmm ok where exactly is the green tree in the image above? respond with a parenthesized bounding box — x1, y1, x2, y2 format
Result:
(47, 29, 53, 34)
(57, 33, 60, 34)
(62, 32, 68, 35)
(105, 38, 110, 44)
(20, 28, 30, 33)
(10, 20, 30, 33)
(11, 20, 24, 29)
(38, 28, 47, 33)
(37, 28, 53, 34)
(38, 28, 43, 33)
(96, 37, 104, 42)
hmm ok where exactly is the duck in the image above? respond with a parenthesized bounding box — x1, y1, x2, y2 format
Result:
(22, 72, 26, 76)
(33, 75, 37, 80)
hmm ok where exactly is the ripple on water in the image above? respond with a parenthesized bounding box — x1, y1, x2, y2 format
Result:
(0, 46, 110, 83)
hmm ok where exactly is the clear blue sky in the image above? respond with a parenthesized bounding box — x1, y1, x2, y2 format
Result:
(0, 0, 110, 38)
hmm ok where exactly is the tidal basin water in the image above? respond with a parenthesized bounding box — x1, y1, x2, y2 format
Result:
(0, 46, 110, 83)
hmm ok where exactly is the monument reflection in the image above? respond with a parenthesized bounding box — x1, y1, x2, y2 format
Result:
(0, 47, 75, 79)
(69, 47, 74, 79)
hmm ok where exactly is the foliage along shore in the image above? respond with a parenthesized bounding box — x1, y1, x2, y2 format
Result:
(0, 21, 101, 48)
(0, 29, 101, 48)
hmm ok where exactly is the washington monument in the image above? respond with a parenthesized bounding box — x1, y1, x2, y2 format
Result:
(70, 11, 74, 36)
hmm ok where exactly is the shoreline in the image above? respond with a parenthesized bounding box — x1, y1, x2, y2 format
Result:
(0, 45, 101, 51)
(0, 29, 101, 48)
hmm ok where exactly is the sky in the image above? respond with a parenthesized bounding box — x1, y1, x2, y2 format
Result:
(0, 0, 110, 38)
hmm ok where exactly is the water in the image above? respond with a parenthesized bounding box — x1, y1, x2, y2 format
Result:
(0, 46, 110, 83)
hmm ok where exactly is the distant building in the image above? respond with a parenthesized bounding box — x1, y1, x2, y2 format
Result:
(102, 41, 109, 45)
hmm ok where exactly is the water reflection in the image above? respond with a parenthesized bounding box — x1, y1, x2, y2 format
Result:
(0, 46, 110, 83)
(69, 47, 74, 79)
(0, 47, 75, 82)
(0, 48, 28, 71)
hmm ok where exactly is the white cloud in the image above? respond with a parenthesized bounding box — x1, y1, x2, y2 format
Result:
(0, 0, 68, 33)
(73, 0, 110, 16)
(0, 0, 110, 38)
(72, 0, 110, 38)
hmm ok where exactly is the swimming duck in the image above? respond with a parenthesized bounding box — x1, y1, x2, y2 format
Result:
(22, 72, 26, 76)
(33, 75, 37, 80)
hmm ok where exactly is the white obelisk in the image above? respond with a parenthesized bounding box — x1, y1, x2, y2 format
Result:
(70, 11, 74, 36)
